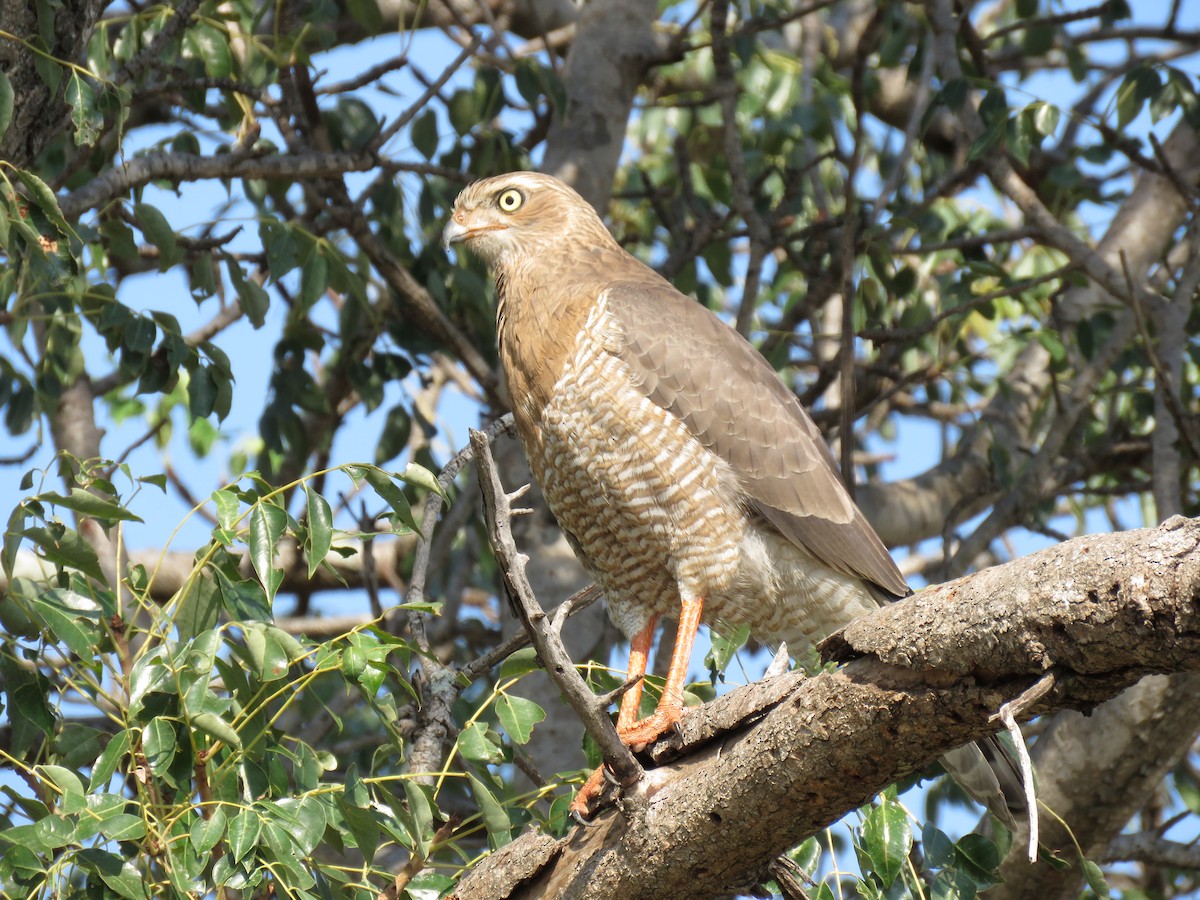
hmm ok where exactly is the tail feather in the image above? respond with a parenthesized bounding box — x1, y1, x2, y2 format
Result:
(940, 737, 1028, 828)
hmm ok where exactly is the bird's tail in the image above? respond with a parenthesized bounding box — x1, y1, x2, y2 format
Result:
(939, 737, 1028, 828)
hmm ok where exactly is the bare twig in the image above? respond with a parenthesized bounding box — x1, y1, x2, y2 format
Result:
(469, 427, 641, 789)
(401, 415, 515, 785)
(993, 674, 1055, 861)
(60, 151, 378, 219)
(459, 583, 602, 684)
(711, 0, 771, 339)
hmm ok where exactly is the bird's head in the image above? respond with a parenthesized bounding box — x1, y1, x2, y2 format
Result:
(443, 172, 616, 272)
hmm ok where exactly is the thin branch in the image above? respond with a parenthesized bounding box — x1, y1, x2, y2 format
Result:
(1103, 833, 1200, 869)
(711, 0, 771, 339)
(469, 427, 641, 790)
(60, 150, 378, 219)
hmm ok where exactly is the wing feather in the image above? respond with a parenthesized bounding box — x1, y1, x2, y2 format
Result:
(604, 280, 910, 600)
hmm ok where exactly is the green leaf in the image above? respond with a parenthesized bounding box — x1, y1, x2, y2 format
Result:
(98, 813, 145, 841)
(346, 0, 383, 33)
(227, 258, 269, 328)
(357, 466, 417, 531)
(142, 717, 177, 775)
(399, 462, 443, 497)
(214, 565, 273, 622)
(402, 781, 435, 859)
(89, 730, 131, 792)
(930, 868, 978, 900)
(211, 488, 240, 530)
(1079, 856, 1111, 898)
(411, 109, 439, 160)
(134, 203, 179, 268)
(0, 72, 13, 140)
(245, 623, 289, 682)
(3, 506, 25, 580)
(297, 251, 330, 312)
(191, 712, 242, 749)
(922, 821, 956, 868)
(705, 623, 750, 679)
(955, 832, 1001, 887)
(499, 647, 541, 679)
(188, 364, 218, 419)
(30, 588, 101, 657)
(1115, 75, 1140, 128)
(303, 483, 333, 578)
(39, 489, 143, 524)
(458, 722, 503, 765)
(174, 572, 221, 642)
(184, 23, 233, 79)
(375, 404, 412, 465)
(33, 814, 76, 849)
(467, 774, 511, 849)
(228, 808, 262, 863)
(248, 501, 286, 602)
(496, 694, 545, 745)
(75, 848, 149, 899)
(15, 168, 71, 237)
(65, 71, 103, 147)
(41, 764, 85, 814)
(1033, 100, 1060, 138)
(23, 524, 105, 581)
(191, 806, 228, 854)
(860, 796, 911, 887)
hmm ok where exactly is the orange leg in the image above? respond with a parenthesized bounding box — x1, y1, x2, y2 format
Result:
(569, 615, 659, 818)
(617, 615, 659, 731)
(618, 595, 703, 750)
(568, 598, 705, 819)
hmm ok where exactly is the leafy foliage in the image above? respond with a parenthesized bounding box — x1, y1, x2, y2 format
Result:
(1, 0, 1198, 896)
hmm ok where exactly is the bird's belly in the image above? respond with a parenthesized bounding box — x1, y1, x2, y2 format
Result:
(527, 351, 745, 639)
(707, 521, 881, 658)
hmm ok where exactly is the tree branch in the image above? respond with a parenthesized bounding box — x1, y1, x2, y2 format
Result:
(469, 428, 641, 789)
(59, 150, 379, 219)
(451, 516, 1200, 899)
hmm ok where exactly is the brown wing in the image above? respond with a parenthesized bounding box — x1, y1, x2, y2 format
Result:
(604, 279, 910, 600)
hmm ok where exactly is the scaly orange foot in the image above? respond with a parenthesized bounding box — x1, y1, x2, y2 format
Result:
(569, 597, 704, 820)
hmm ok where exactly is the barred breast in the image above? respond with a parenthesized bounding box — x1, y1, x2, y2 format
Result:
(522, 293, 881, 654)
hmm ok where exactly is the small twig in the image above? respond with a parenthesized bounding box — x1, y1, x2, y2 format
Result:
(595, 675, 646, 709)
(469, 428, 641, 789)
(459, 583, 601, 684)
(767, 853, 816, 900)
(992, 673, 1055, 861)
(1122, 251, 1200, 463)
(402, 415, 515, 785)
(711, 0, 772, 338)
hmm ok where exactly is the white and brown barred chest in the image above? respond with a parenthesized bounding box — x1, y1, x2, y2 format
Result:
(513, 296, 748, 638)
(505, 294, 882, 651)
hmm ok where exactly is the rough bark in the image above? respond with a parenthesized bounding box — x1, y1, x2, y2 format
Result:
(541, 0, 665, 210)
(0, 0, 107, 168)
(451, 517, 1200, 899)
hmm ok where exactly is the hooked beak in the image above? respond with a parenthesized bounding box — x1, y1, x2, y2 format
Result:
(443, 210, 508, 251)
(442, 218, 470, 250)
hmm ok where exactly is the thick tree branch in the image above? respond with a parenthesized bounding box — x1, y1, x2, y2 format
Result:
(451, 517, 1200, 899)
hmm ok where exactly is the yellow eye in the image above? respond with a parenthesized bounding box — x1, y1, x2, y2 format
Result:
(496, 188, 524, 213)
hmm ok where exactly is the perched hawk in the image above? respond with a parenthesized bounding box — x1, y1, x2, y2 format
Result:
(444, 171, 1019, 820)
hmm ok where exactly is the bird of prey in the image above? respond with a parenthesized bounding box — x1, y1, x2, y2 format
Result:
(444, 171, 1019, 821)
